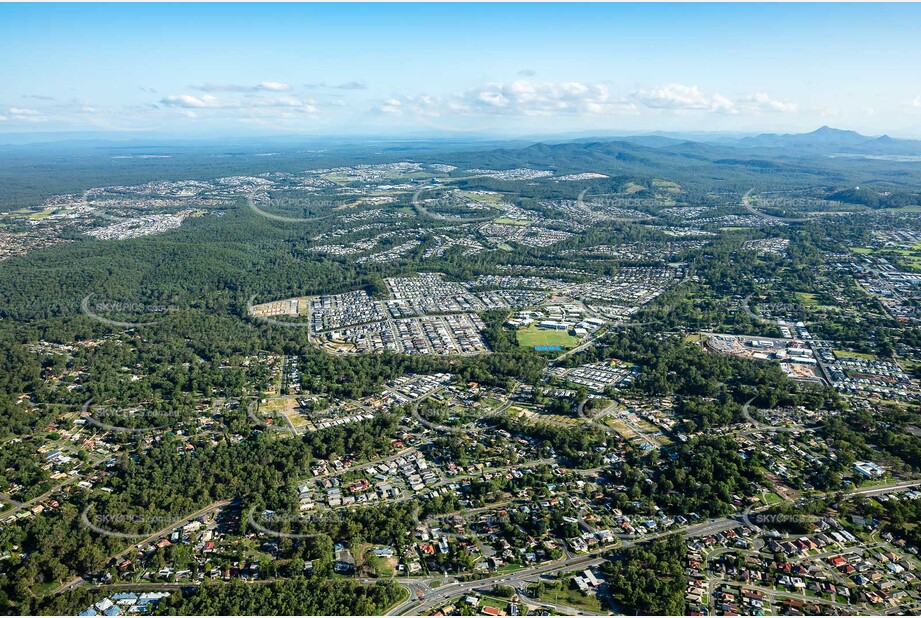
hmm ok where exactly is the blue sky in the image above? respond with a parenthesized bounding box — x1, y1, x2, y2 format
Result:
(2, 3, 921, 138)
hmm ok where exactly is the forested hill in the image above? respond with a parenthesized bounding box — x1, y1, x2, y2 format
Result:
(430, 137, 921, 192)
(4, 129, 921, 211)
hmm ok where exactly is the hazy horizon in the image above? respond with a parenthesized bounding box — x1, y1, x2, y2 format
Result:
(0, 124, 917, 150)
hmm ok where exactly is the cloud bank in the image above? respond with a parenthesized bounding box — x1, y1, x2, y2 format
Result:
(379, 80, 797, 119)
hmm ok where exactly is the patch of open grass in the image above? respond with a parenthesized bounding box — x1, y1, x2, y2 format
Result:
(261, 396, 297, 414)
(476, 595, 512, 611)
(834, 349, 876, 361)
(538, 583, 604, 613)
(516, 324, 579, 349)
(461, 191, 504, 205)
(652, 178, 681, 193)
(28, 207, 61, 220)
(796, 292, 820, 306)
(624, 182, 647, 194)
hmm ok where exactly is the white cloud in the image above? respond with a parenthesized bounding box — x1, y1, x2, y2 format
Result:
(711, 94, 737, 113)
(276, 96, 301, 107)
(631, 85, 796, 115)
(158, 92, 318, 120)
(477, 89, 510, 108)
(379, 98, 403, 115)
(0, 114, 7, 122)
(389, 80, 639, 118)
(259, 81, 291, 92)
(913, 96, 921, 108)
(737, 92, 798, 114)
(395, 81, 798, 118)
(274, 96, 319, 113)
(382, 81, 797, 120)
(7, 107, 47, 122)
(632, 83, 721, 111)
(160, 94, 219, 108)
(192, 82, 291, 93)
(9, 107, 43, 116)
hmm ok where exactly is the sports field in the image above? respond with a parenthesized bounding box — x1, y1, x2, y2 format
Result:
(516, 325, 579, 349)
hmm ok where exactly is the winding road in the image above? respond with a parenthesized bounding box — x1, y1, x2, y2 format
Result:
(740, 188, 811, 224)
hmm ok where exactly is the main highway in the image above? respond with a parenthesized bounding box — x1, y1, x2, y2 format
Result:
(56, 479, 919, 614)
(387, 477, 921, 615)
(386, 516, 740, 615)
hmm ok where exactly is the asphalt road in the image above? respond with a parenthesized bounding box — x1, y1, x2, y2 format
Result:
(48, 477, 921, 614)
(391, 477, 921, 615)
(387, 516, 740, 615)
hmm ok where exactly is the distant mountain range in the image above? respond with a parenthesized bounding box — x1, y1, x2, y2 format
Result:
(3, 126, 920, 158)
(434, 126, 921, 198)
(597, 126, 921, 157)
(483, 126, 921, 162)
(527, 126, 921, 158)
(728, 126, 921, 156)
